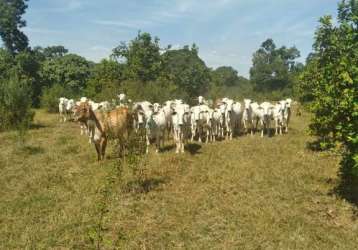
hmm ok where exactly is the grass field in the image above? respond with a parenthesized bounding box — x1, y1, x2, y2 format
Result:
(0, 110, 357, 249)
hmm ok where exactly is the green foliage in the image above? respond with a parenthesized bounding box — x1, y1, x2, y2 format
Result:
(119, 78, 179, 103)
(300, 0, 358, 177)
(208, 67, 252, 101)
(41, 84, 69, 113)
(161, 45, 211, 103)
(0, 74, 34, 131)
(112, 32, 162, 83)
(250, 38, 301, 94)
(0, 0, 29, 54)
(85, 59, 124, 101)
(40, 53, 91, 94)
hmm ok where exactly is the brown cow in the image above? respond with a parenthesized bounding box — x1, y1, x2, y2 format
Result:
(74, 102, 132, 161)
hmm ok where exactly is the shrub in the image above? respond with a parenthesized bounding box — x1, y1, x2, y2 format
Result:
(41, 83, 69, 113)
(0, 75, 34, 131)
(299, 0, 358, 179)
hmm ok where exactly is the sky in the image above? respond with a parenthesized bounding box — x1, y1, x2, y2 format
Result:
(22, 0, 339, 77)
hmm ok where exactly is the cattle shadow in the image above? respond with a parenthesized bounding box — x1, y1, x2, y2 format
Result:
(161, 144, 176, 152)
(18, 145, 45, 155)
(29, 123, 47, 130)
(185, 143, 202, 155)
(330, 158, 358, 211)
(123, 176, 169, 194)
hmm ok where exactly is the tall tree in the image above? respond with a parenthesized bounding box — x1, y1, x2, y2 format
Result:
(250, 38, 300, 91)
(161, 45, 211, 102)
(112, 32, 162, 82)
(0, 0, 29, 54)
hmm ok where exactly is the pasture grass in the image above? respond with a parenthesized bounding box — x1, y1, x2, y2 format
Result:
(0, 109, 357, 249)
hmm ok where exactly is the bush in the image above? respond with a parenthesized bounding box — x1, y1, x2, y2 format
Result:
(41, 83, 69, 113)
(0, 75, 34, 131)
(299, 0, 358, 179)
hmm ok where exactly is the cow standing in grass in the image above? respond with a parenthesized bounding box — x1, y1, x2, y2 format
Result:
(172, 102, 191, 153)
(74, 102, 132, 161)
(59, 97, 68, 122)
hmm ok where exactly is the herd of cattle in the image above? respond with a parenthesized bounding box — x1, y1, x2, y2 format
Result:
(58, 94, 293, 160)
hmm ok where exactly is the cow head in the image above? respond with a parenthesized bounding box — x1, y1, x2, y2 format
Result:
(286, 98, 292, 109)
(243, 99, 252, 112)
(74, 102, 91, 122)
(153, 103, 161, 113)
(260, 102, 274, 120)
(198, 96, 204, 104)
(132, 103, 146, 127)
(172, 104, 189, 126)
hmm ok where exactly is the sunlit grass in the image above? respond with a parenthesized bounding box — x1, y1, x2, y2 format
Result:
(0, 109, 357, 249)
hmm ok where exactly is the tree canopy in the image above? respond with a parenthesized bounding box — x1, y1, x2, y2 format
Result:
(0, 0, 29, 54)
(250, 38, 300, 92)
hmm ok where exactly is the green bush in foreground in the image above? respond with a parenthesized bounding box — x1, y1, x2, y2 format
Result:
(300, 0, 358, 177)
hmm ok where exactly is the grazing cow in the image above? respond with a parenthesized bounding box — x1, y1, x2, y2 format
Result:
(74, 102, 132, 161)
(132, 101, 154, 133)
(284, 98, 292, 133)
(242, 99, 253, 134)
(273, 100, 286, 135)
(59, 97, 68, 122)
(171, 102, 191, 153)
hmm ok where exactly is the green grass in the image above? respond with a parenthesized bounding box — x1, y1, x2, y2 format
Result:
(0, 109, 357, 249)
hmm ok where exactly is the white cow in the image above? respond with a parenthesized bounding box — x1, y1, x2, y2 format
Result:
(162, 100, 175, 139)
(172, 103, 191, 153)
(217, 102, 227, 138)
(208, 108, 222, 142)
(190, 104, 210, 143)
(89, 100, 102, 111)
(145, 105, 167, 153)
(66, 99, 75, 120)
(59, 97, 68, 122)
(99, 101, 112, 111)
(132, 101, 154, 133)
(284, 98, 292, 133)
(273, 100, 287, 135)
(117, 93, 127, 107)
(252, 102, 274, 137)
(250, 102, 263, 137)
(242, 99, 253, 135)
(222, 98, 242, 140)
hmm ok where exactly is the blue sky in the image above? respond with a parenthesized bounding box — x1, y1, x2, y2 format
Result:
(22, 0, 339, 77)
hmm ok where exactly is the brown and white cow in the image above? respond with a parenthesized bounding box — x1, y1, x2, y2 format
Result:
(74, 102, 133, 161)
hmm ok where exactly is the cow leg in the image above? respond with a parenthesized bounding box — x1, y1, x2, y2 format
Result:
(260, 120, 264, 138)
(198, 127, 202, 143)
(94, 142, 101, 161)
(101, 137, 107, 160)
(146, 135, 150, 154)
